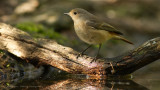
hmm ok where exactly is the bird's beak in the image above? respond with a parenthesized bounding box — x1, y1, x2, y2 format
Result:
(64, 13, 69, 15)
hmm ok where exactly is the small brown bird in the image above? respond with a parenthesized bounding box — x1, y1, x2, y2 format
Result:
(65, 8, 133, 63)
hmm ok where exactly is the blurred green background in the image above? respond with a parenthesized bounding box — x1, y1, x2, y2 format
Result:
(0, 0, 160, 89)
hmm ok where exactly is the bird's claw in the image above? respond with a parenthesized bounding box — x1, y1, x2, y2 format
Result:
(90, 56, 98, 63)
(76, 53, 85, 59)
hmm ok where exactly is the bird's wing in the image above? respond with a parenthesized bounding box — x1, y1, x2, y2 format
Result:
(86, 20, 123, 35)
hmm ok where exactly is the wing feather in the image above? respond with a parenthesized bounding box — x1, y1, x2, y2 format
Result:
(86, 20, 123, 35)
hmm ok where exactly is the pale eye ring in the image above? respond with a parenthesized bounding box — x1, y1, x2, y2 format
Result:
(73, 12, 77, 15)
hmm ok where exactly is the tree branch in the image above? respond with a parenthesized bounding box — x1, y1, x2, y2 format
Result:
(105, 37, 160, 75)
(0, 23, 159, 76)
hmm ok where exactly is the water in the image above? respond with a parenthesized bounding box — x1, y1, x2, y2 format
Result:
(2, 73, 159, 90)
(1, 64, 160, 90)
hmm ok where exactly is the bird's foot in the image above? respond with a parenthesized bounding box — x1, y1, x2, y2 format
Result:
(90, 56, 98, 63)
(76, 52, 85, 59)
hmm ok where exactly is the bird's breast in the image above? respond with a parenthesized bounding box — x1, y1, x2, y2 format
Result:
(74, 21, 89, 39)
(74, 21, 112, 44)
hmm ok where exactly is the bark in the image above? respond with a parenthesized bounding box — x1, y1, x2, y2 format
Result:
(105, 37, 160, 75)
(0, 23, 159, 76)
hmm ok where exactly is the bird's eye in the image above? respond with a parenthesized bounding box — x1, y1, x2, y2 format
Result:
(73, 12, 77, 15)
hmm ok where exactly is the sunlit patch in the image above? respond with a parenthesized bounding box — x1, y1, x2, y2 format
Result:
(47, 16, 58, 24)
(34, 14, 49, 22)
(83, 86, 98, 90)
(14, 0, 39, 14)
(13, 50, 22, 57)
(152, 41, 157, 45)
(144, 42, 151, 47)
(106, 10, 116, 19)
(6, 41, 23, 57)
(77, 57, 98, 68)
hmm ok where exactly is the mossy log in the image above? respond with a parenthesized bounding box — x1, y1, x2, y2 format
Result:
(0, 23, 159, 76)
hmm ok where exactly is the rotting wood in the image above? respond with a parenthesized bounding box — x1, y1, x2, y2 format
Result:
(0, 23, 159, 76)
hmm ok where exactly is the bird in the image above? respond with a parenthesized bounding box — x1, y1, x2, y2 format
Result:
(64, 8, 133, 63)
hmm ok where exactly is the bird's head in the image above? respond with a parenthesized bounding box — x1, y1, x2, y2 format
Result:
(64, 8, 94, 22)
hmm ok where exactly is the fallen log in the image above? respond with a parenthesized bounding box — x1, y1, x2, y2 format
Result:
(0, 23, 159, 76)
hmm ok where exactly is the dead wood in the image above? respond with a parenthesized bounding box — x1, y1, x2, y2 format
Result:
(0, 23, 159, 76)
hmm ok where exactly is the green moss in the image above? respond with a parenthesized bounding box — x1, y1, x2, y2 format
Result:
(6, 83, 10, 86)
(138, 50, 145, 55)
(16, 22, 69, 44)
(6, 64, 10, 68)
(0, 50, 5, 54)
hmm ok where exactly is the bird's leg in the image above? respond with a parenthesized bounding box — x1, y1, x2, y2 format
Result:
(76, 45, 92, 59)
(90, 44, 102, 63)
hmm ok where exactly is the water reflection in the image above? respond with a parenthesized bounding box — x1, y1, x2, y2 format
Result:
(105, 79, 148, 90)
(7, 77, 149, 90)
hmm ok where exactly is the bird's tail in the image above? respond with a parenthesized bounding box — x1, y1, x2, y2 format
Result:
(114, 36, 133, 45)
